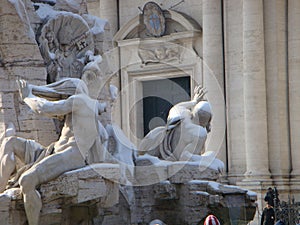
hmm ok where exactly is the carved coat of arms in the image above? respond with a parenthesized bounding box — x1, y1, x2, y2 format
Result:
(143, 2, 166, 37)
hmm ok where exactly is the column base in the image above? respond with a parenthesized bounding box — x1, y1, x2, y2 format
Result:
(290, 170, 300, 179)
(243, 170, 271, 181)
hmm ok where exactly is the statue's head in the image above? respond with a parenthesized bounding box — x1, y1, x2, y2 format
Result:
(45, 29, 55, 42)
(191, 101, 212, 132)
(81, 55, 104, 99)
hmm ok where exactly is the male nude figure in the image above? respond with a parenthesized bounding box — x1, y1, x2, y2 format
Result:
(139, 86, 212, 161)
(0, 78, 106, 225)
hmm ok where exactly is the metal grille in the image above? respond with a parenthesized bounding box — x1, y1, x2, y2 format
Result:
(271, 187, 300, 225)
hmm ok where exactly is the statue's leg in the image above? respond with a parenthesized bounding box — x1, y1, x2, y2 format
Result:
(179, 138, 205, 162)
(0, 152, 15, 192)
(177, 126, 206, 162)
(19, 170, 41, 225)
(0, 137, 26, 193)
(19, 146, 86, 225)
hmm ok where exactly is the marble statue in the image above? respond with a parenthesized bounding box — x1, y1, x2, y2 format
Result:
(139, 86, 212, 161)
(81, 56, 137, 184)
(0, 52, 138, 224)
(0, 77, 108, 225)
(0, 1, 258, 224)
(106, 123, 137, 184)
(39, 13, 94, 83)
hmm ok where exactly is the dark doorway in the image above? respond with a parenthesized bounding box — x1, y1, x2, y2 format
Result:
(142, 76, 191, 136)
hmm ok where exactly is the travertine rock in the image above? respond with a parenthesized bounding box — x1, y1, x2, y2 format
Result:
(134, 155, 223, 186)
(125, 180, 256, 225)
(0, 163, 120, 225)
(54, 0, 88, 14)
(168, 162, 221, 183)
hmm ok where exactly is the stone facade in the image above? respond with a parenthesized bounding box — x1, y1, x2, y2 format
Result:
(1, 0, 299, 224)
(0, 0, 57, 145)
(92, 0, 300, 222)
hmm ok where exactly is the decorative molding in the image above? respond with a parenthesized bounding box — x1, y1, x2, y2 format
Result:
(113, 10, 201, 43)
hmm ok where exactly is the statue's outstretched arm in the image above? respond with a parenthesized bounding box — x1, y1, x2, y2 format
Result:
(17, 79, 73, 117)
(25, 97, 73, 118)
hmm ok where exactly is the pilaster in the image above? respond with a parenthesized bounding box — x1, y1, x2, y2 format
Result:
(288, 0, 300, 178)
(242, 0, 270, 179)
(264, 0, 290, 178)
(202, 0, 226, 164)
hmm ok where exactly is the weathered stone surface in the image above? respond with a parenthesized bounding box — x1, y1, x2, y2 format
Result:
(134, 157, 222, 185)
(54, 0, 88, 14)
(38, 12, 94, 82)
(0, 0, 48, 148)
(0, 1, 262, 225)
(134, 159, 169, 185)
(153, 181, 178, 200)
(0, 163, 120, 225)
(168, 162, 221, 183)
(0, 2, 36, 44)
(39, 164, 120, 204)
(126, 180, 256, 225)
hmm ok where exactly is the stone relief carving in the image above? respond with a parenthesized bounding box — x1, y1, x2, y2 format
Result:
(39, 13, 94, 83)
(138, 45, 181, 64)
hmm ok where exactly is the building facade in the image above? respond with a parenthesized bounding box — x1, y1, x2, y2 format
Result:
(0, 0, 299, 223)
(87, 0, 300, 212)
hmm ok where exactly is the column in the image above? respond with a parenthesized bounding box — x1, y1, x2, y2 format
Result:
(243, 0, 270, 179)
(264, 1, 290, 178)
(100, 0, 118, 36)
(202, 0, 226, 164)
(86, 0, 100, 17)
(223, 0, 246, 180)
(288, 0, 300, 177)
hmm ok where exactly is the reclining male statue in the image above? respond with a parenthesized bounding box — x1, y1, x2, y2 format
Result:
(139, 86, 214, 162)
(0, 78, 107, 225)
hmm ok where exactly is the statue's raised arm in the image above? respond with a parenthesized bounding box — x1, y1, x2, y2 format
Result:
(17, 79, 75, 118)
